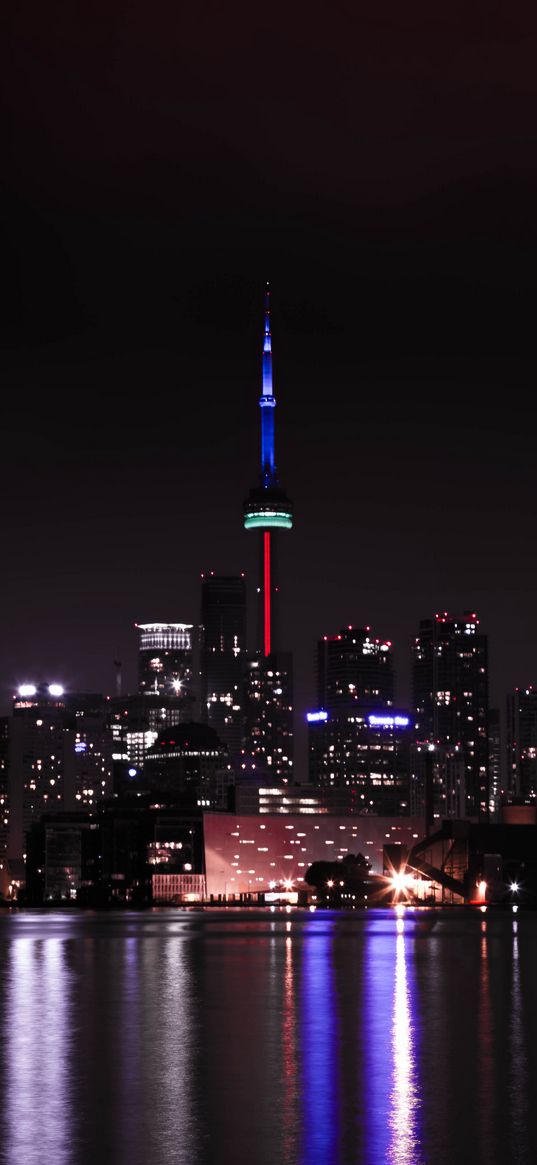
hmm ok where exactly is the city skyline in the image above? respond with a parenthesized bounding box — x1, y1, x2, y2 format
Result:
(2, 5, 537, 760)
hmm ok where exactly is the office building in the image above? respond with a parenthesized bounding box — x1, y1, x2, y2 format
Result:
(143, 721, 227, 804)
(307, 706, 412, 815)
(243, 653, 293, 780)
(200, 573, 246, 756)
(412, 611, 489, 819)
(136, 622, 194, 703)
(317, 626, 395, 711)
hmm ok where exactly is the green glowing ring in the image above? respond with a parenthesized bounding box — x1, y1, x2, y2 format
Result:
(244, 511, 293, 530)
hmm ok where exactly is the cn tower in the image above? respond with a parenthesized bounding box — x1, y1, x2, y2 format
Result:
(244, 284, 293, 655)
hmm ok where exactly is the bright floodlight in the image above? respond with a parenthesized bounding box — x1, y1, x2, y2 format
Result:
(510, 881, 520, 894)
(48, 684, 64, 697)
(18, 684, 37, 697)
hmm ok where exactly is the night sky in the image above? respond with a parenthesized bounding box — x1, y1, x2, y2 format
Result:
(2, 3, 537, 773)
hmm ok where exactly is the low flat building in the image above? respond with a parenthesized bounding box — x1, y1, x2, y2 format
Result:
(203, 811, 424, 899)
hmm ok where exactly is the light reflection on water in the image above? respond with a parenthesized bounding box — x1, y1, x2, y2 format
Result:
(300, 920, 338, 1164)
(5, 935, 74, 1165)
(388, 930, 422, 1165)
(0, 908, 536, 1165)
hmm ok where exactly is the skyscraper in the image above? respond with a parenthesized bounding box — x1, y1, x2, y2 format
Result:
(317, 626, 395, 711)
(506, 687, 537, 804)
(136, 623, 194, 702)
(309, 627, 406, 813)
(243, 286, 294, 775)
(200, 573, 246, 757)
(412, 611, 489, 819)
(307, 707, 413, 815)
(8, 684, 113, 861)
(0, 718, 9, 896)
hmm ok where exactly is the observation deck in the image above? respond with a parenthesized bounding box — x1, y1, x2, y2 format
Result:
(243, 486, 293, 531)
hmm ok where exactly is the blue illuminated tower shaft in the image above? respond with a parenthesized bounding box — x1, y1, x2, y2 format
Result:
(260, 287, 276, 487)
(244, 285, 293, 655)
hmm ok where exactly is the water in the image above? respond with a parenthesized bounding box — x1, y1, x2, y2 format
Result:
(0, 907, 536, 1165)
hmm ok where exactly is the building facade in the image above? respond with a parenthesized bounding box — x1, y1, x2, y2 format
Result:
(200, 573, 246, 757)
(412, 612, 489, 819)
(143, 722, 227, 804)
(202, 811, 424, 899)
(317, 627, 395, 711)
(8, 685, 113, 860)
(243, 653, 293, 780)
(136, 623, 194, 702)
(506, 688, 537, 804)
(308, 707, 413, 815)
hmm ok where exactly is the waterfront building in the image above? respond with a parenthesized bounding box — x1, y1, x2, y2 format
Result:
(25, 801, 205, 905)
(8, 684, 113, 861)
(412, 611, 489, 819)
(202, 811, 423, 899)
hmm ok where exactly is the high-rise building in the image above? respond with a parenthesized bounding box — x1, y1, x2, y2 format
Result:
(200, 574, 246, 757)
(8, 684, 113, 861)
(307, 706, 413, 815)
(412, 611, 489, 819)
(317, 626, 394, 711)
(243, 654, 293, 779)
(506, 688, 537, 805)
(136, 623, 194, 703)
(409, 742, 466, 827)
(143, 722, 227, 805)
(243, 286, 294, 773)
(488, 708, 502, 820)
(0, 718, 9, 896)
(107, 692, 186, 773)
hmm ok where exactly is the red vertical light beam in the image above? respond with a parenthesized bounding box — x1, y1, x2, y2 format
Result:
(264, 530, 271, 656)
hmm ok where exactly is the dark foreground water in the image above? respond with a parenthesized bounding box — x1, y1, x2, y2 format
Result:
(0, 907, 536, 1165)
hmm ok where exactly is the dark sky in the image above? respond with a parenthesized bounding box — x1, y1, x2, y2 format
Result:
(2, 2, 537, 773)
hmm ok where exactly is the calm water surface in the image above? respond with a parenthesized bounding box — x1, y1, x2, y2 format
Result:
(0, 907, 536, 1165)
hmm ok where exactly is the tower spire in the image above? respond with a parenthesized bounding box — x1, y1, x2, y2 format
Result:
(260, 280, 276, 486)
(244, 283, 293, 654)
(262, 282, 273, 396)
